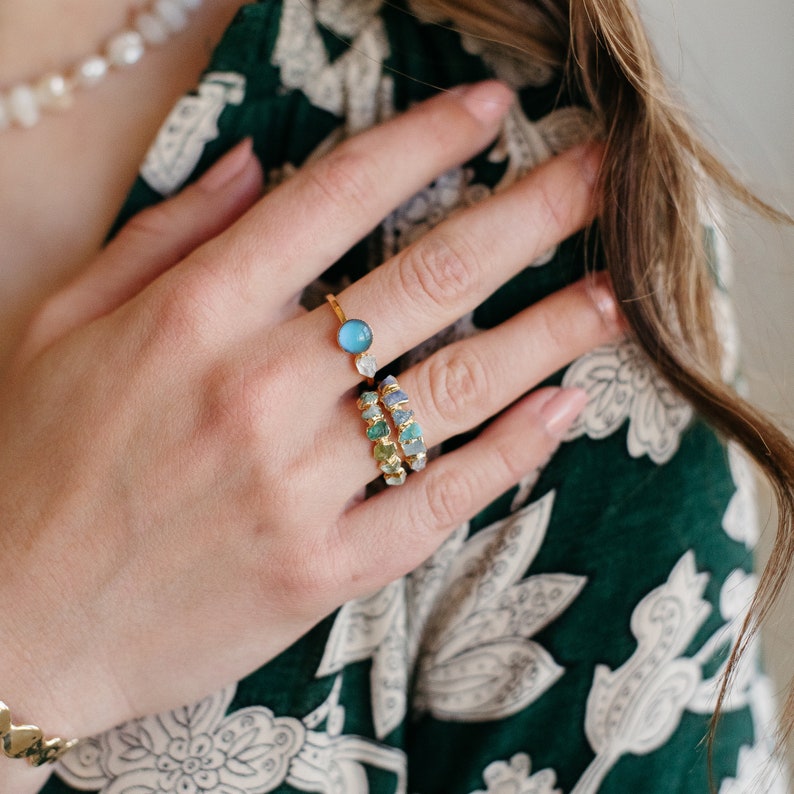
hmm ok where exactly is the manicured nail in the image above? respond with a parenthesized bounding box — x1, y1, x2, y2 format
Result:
(540, 387, 589, 439)
(453, 80, 513, 124)
(573, 141, 604, 188)
(198, 138, 255, 191)
(587, 273, 622, 330)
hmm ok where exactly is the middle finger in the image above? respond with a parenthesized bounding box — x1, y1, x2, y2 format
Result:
(316, 142, 602, 391)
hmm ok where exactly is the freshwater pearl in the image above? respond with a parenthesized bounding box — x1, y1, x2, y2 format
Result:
(155, 0, 189, 33)
(137, 13, 171, 45)
(36, 74, 74, 110)
(0, 0, 203, 131)
(8, 85, 39, 128)
(107, 31, 146, 67)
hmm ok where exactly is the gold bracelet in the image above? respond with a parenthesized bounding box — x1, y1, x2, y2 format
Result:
(0, 701, 78, 766)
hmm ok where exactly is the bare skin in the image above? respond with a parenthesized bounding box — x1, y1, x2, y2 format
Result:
(0, 4, 622, 791)
(0, 0, 248, 365)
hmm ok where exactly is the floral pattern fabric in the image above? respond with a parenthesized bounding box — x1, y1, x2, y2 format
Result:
(45, 1, 786, 793)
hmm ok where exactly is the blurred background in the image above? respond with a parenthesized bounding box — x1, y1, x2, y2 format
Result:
(641, 0, 794, 772)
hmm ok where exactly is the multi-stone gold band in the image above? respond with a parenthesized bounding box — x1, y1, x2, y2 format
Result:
(378, 376, 427, 472)
(355, 377, 428, 486)
(0, 701, 78, 766)
(329, 295, 426, 483)
(357, 390, 407, 486)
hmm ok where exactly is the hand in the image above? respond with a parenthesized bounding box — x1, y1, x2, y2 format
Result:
(0, 82, 620, 751)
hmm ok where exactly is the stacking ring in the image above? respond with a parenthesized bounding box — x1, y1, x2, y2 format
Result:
(326, 294, 377, 381)
(378, 375, 427, 472)
(357, 390, 407, 486)
(327, 296, 426, 483)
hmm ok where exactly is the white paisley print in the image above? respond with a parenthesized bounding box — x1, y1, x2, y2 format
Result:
(561, 338, 694, 464)
(140, 71, 246, 195)
(318, 491, 585, 736)
(469, 753, 561, 794)
(57, 677, 407, 794)
(51, 1, 785, 791)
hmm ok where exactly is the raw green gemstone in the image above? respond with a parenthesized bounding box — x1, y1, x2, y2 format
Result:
(380, 460, 404, 474)
(374, 441, 397, 461)
(399, 422, 423, 442)
(357, 391, 378, 409)
(366, 420, 390, 440)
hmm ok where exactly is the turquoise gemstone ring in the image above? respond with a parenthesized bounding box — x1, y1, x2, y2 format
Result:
(326, 294, 377, 382)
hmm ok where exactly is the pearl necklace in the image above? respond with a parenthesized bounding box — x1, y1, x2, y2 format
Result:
(0, 0, 203, 131)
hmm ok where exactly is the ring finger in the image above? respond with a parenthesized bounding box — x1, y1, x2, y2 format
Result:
(329, 272, 622, 490)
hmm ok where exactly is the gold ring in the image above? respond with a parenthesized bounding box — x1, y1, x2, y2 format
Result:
(326, 294, 377, 382)
(378, 375, 427, 472)
(357, 390, 407, 486)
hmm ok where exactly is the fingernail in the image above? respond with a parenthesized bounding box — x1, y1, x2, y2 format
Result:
(198, 138, 255, 191)
(587, 273, 622, 330)
(540, 387, 589, 439)
(573, 142, 604, 188)
(452, 80, 513, 124)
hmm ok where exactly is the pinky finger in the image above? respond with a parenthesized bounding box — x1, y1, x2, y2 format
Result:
(338, 385, 588, 597)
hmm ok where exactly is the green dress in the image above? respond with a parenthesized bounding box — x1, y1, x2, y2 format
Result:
(44, 2, 786, 792)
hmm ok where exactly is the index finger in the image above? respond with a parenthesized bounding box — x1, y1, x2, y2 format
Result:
(186, 81, 514, 314)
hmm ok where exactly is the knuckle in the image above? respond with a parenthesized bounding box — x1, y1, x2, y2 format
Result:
(534, 175, 572, 237)
(425, 466, 474, 530)
(533, 302, 571, 359)
(397, 232, 479, 311)
(423, 346, 489, 423)
(307, 145, 380, 217)
(488, 431, 532, 486)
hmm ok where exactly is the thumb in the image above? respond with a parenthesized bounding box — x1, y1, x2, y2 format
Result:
(21, 139, 263, 358)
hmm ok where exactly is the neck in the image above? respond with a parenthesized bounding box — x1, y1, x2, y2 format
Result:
(0, 1, 140, 86)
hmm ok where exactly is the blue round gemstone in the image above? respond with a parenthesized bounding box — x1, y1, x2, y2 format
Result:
(338, 319, 373, 354)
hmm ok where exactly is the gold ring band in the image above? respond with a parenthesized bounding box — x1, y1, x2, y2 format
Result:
(326, 293, 377, 382)
(378, 375, 427, 472)
(358, 390, 407, 486)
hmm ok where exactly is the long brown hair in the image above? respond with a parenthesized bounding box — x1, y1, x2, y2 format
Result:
(415, 0, 794, 765)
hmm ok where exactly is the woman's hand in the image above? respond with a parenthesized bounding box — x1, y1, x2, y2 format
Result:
(0, 81, 620, 753)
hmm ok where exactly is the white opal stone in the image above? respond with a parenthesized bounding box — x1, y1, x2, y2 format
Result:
(36, 73, 74, 110)
(409, 453, 427, 472)
(355, 354, 377, 379)
(178, 0, 203, 9)
(107, 31, 146, 67)
(154, 0, 189, 33)
(8, 84, 39, 128)
(75, 55, 109, 87)
(136, 12, 170, 45)
(0, 96, 9, 130)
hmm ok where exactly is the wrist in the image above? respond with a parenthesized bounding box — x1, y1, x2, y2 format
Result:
(0, 604, 130, 747)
